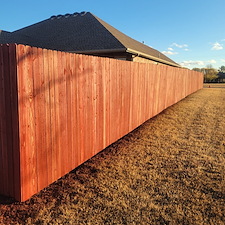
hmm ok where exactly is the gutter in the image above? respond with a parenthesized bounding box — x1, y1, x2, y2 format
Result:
(126, 48, 181, 67)
(68, 48, 127, 54)
(69, 47, 180, 68)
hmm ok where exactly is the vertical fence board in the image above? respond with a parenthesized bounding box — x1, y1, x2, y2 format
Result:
(77, 54, 85, 163)
(8, 45, 20, 200)
(70, 53, 79, 169)
(48, 48, 56, 181)
(124, 61, 131, 133)
(97, 57, 105, 153)
(0, 46, 4, 195)
(74, 54, 81, 168)
(0, 44, 20, 199)
(51, 50, 60, 180)
(34, 47, 47, 191)
(65, 52, 73, 172)
(17, 45, 37, 201)
(1, 46, 9, 195)
(43, 49, 52, 185)
(109, 59, 117, 144)
(102, 57, 110, 148)
(0, 45, 8, 195)
(2, 45, 13, 196)
(61, 51, 69, 176)
(89, 56, 96, 157)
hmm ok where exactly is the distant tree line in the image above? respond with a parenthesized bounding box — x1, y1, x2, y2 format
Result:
(192, 65, 225, 83)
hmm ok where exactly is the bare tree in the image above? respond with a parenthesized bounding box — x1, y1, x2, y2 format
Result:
(204, 66, 218, 82)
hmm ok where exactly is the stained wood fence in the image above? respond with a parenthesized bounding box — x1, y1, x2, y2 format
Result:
(0, 44, 203, 201)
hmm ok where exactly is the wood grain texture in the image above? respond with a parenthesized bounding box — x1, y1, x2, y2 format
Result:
(0, 44, 203, 201)
(0, 44, 20, 199)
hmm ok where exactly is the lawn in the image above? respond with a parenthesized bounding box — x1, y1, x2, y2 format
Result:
(1, 83, 225, 224)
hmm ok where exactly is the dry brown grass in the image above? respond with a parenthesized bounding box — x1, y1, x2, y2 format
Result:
(1, 84, 225, 224)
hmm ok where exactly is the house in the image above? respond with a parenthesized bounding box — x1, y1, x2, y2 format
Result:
(216, 72, 225, 82)
(0, 12, 180, 67)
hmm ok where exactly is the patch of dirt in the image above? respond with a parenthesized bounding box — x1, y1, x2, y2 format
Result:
(1, 84, 225, 224)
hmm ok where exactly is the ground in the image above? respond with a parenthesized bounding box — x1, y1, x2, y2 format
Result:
(0, 83, 225, 224)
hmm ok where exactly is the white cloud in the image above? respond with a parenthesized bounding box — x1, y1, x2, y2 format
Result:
(162, 51, 178, 55)
(207, 59, 216, 64)
(180, 60, 204, 67)
(211, 42, 223, 50)
(162, 43, 190, 56)
(172, 43, 188, 48)
(221, 59, 225, 63)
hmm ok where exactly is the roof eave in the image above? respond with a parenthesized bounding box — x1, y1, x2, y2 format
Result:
(68, 48, 127, 54)
(126, 48, 181, 67)
(69, 47, 180, 67)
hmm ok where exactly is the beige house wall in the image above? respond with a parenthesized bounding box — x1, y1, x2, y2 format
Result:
(132, 56, 158, 64)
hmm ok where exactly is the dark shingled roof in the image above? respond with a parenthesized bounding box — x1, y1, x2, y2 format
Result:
(10, 12, 125, 53)
(0, 12, 179, 67)
(0, 30, 13, 43)
(0, 30, 38, 46)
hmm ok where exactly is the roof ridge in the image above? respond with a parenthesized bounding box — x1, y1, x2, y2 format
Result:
(13, 12, 89, 33)
(49, 11, 88, 20)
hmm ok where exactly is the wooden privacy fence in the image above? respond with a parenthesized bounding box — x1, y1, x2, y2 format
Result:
(0, 44, 203, 201)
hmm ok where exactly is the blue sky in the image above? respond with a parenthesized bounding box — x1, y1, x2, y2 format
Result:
(1, 0, 225, 69)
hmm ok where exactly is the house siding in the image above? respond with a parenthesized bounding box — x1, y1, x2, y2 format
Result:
(132, 56, 158, 64)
